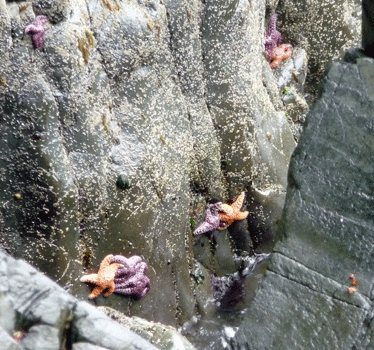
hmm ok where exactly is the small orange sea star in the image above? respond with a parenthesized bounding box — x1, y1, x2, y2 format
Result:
(218, 192, 249, 230)
(80, 254, 123, 299)
(269, 44, 292, 69)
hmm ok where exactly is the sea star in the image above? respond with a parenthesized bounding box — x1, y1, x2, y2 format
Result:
(211, 254, 269, 308)
(111, 255, 151, 299)
(193, 202, 227, 237)
(80, 255, 123, 299)
(269, 44, 292, 69)
(264, 14, 281, 61)
(24, 15, 48, 49)
(218, 192, 249, 230)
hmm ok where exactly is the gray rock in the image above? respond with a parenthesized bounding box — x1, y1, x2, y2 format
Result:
(0, 293, 16, 335)
(0, 327, 20, 350)
(72, 302, 159, 350)
(277, 0, 361, 94)
(0, 0, 298, 328)
(99, 306, 196, 350)
(20, 325, 60, 350)
(276, 47, 308, 92)
(72, 343, 109, 350)
(232, 57, 374, 349)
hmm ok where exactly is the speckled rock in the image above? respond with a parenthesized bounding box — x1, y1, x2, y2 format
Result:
(276, 0, 361, 94)
(0, 0, 298, 330)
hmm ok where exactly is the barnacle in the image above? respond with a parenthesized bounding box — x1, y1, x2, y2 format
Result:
(19, 5, 28, 12)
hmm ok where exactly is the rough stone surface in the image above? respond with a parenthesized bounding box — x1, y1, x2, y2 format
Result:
(232, 57, 374, 349)
(0, 250, 159, 350)
(0, 0, 366, 349)
(99, 306, 196, 350)
(0, 0, 298, 329)
(276, 0, 361, 95)
(21, 325, 60, 350)
(0, 327, 20, 350)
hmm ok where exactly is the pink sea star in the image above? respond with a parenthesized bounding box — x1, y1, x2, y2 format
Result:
(25, 15, 48, 49)
(110, 255, 151, 299)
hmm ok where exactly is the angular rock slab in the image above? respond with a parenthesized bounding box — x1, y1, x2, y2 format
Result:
(233, 58, 374, 349)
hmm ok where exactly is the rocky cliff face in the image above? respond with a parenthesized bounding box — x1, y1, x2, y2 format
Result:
(0, 0, 298, 325)
(0, 0, 365, 349)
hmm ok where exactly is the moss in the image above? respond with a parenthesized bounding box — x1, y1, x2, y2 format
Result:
(102, 114, 110, 134)
(78, 37, 89, 64)
(14, 193, 22, 200)
(85, 29, 95, 47)
(117, 174, 131, 190)
(160, 135, 167, 146)
(82, 249, 91, 268)
(189, 218, 195, 230)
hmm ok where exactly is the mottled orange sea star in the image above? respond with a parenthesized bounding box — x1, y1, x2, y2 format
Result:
(80, 254, 123, 299)
(269, 44, 292, 69)
(218, 192, 249, 230)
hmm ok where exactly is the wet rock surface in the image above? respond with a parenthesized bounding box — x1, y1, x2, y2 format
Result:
(0, 0, 297, 329)
(232, 56, 374, 349)
(0, 0, 366, 349)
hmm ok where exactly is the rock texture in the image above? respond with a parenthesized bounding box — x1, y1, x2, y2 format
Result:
(276, 0, 361, 95)
(99, 306, 196, 350)
(0, 0, 297, 328)
(0, 249, 160, 350)
(231, 55, 374, 349)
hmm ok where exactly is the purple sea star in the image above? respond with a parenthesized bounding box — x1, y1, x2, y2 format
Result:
(211, 253, 270, 308)
(264, 14, 281, 61)
(25, 15, 48, 49)
(110, 255, 151, 299)
(193, 202, 227, 238)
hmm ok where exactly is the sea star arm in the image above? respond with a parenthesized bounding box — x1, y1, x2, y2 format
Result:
(80, 274, 98, 283)
(194, 221, 214, 235)
(231, 192, 245, 211)
(219, 204, 234, 216)
(236, 211, 249, 221)
(103, 281, 116, 297)
(99, 254, 113, 269)
(89, 285, 104, 299)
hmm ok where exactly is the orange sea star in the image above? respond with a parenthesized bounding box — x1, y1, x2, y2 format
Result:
(218, 192, 249, 230)
(269, 44, 292, 69)
(80, 254, 123, 299)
